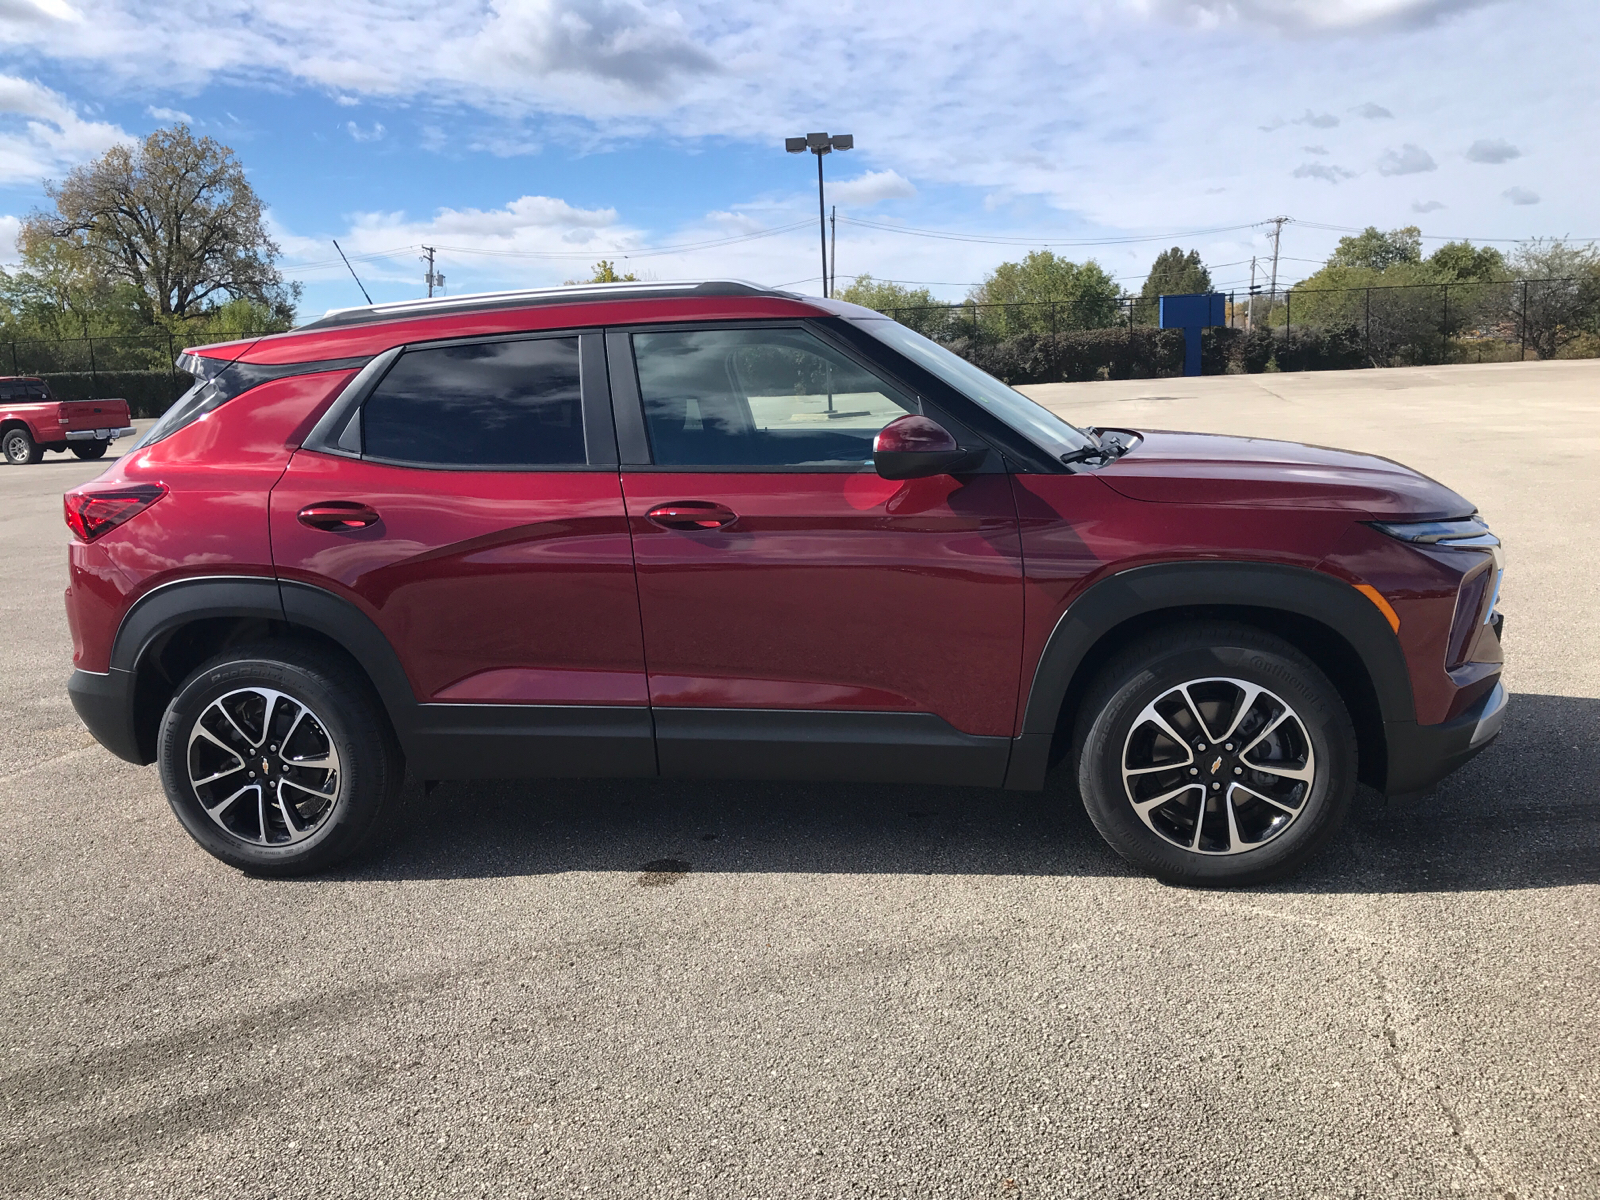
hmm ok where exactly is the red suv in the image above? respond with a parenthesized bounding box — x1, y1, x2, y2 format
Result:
(63, 282, 1506, 884)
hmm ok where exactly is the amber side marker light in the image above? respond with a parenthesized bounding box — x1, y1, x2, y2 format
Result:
(64, 484, 167, 543)
(1354, 583, 1401, 633)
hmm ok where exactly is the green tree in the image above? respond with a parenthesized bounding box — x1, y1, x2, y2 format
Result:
(1137, 247, 1212, 323)
(1328, 225, 1423, 271)
(969, 250, 1123, 337)
(832, 273, 958, 338)
(1506, 238, 1600, 358)
(571, 259, 638, 283)
(1427, 241, 1506, 282)
(20, 124, 297, 326)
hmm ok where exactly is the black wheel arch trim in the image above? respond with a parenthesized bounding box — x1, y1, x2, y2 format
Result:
(1014, 560, 1418, 791)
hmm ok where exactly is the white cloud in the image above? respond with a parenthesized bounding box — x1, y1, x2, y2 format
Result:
(1350, 101, 1393, 118)
(345, 121, 385, 142)
(0, 0, 82, 24)
(145, 104, 192, 123)
(1502, 186, 1539, 205)
(1301, 144, 1328, 155)
(0, 0, 1592, 295)
(1411, 199, 1445, 212)
(827, 170, 916, 207)
(1123, 0, 1500, 33)
(1293, 109, 1340, 128)
(0, 213, 21, 262)
(1377, 143, 1436, 175)
(0, 75, 129, 185)
(1465, 137, 1520, 163)
(1293, 162, 1356, 182)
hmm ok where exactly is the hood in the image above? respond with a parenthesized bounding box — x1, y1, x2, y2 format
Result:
(1094, 430, 1473, 519)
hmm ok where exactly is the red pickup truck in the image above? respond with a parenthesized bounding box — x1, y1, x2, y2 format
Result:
(1, 377, 135, 465)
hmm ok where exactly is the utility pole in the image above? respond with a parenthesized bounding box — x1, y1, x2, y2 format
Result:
(829, 206, 837, 298)
(421, 245, 444, 298)
(785, 132, 853, 298)
(1247, 256, 1258, 331)
(1266, 216, 1290, 313)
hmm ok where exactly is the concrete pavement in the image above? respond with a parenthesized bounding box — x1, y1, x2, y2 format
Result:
(2, 363, 1596, 1198)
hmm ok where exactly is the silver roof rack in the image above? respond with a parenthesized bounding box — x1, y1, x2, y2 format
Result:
(300, 279, 792, 331)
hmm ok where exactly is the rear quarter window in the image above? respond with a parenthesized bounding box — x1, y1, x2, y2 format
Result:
(361, 337, 586, 468)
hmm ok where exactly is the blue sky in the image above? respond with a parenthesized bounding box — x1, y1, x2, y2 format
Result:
(1, 0, 1595, 318)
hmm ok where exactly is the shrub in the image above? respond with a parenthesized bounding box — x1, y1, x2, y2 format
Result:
(34, 370, 192, 417)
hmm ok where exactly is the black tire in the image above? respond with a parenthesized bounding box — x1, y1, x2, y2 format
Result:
(3, 426, 42, 465)
(71, 441, 108, 460)
(1073, 622, 1356, 887)
(157, 642, 402, 875)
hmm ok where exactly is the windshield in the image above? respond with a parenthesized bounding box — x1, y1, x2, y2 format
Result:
(852, 317, 1096, 459)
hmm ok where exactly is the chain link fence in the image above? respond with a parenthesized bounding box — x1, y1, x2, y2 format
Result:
(877, 277, 1597, 380)
(2, 329, 273, 416)
(5, 277, 1596, 411)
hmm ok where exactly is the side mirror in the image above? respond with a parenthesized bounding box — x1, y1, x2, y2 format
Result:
(873, 414, 983, 480)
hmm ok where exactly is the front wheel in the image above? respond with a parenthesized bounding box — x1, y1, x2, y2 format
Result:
(3, 427, 41, 465)
(157, 643, 403, 875)
(70, 441, 108, 460)
(1073, 622, 1356, 887)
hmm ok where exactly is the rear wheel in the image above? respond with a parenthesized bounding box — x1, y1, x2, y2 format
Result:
(1073, 622, 1356, 886)
(70, 441, 108, 460)
(157, 643, 402, 875)
(3, 427, 41, 465)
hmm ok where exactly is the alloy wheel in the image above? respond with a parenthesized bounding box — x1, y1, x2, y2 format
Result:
(1120, 676, 1316, 856)
(186, 686, 343, 846)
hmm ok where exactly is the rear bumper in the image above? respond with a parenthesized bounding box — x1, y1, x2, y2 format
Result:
(65, 426, 136, 442)
(67, 667, 149, 765)
(1384, 679, 1507, 796)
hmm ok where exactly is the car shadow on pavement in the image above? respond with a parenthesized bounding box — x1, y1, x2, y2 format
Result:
(327, 692, 1599, 894)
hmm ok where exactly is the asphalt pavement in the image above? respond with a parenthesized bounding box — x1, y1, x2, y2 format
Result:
(3, 362, 1597, 1199)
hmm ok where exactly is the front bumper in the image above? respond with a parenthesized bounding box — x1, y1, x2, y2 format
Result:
(1384, 679, 1508, 796)
(65, 426, 136, 442)
(67, 667, 149, 765)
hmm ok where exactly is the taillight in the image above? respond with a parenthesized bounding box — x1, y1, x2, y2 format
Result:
(63, 484, 167, 542)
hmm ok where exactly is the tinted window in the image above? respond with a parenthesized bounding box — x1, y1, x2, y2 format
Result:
(363, 337, 585, 467)
(0, 380, 50, 401)
(632, 328, 914, 468)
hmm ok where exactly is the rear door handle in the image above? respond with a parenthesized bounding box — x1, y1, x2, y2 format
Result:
(297, 501, 381, 531)
(645, 501, 739, 531)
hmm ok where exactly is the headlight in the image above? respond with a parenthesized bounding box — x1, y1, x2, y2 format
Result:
(1369, 517, 1499, 548)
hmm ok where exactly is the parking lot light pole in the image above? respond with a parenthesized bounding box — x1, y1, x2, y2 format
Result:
(786, 132, 853, 297)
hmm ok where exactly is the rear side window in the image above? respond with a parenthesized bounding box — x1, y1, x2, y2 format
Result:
(363, 337, 585, 467)
(0, 380, 50, 401)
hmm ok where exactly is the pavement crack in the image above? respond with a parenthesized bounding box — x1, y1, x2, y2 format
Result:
(1373, 963, 1517, 1200)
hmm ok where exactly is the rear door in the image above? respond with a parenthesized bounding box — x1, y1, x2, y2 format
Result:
(610, 322, 1025, 785)
(270, 330, 653, 779)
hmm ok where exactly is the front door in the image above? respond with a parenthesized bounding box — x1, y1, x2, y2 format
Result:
(270, 330, 653, 778)
(611, 323, 1024, 785)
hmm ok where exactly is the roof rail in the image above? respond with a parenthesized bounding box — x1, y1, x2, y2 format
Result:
(296, 279, 794, 332)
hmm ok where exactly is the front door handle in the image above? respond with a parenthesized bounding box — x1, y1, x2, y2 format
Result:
(297, 501, 381, 531)
(645, 501, 739, 531)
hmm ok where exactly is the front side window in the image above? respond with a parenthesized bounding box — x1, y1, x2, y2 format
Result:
(851, 316, 1097, 460)
(631, 327, 915, 468)
(363, 337, 585, 467)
